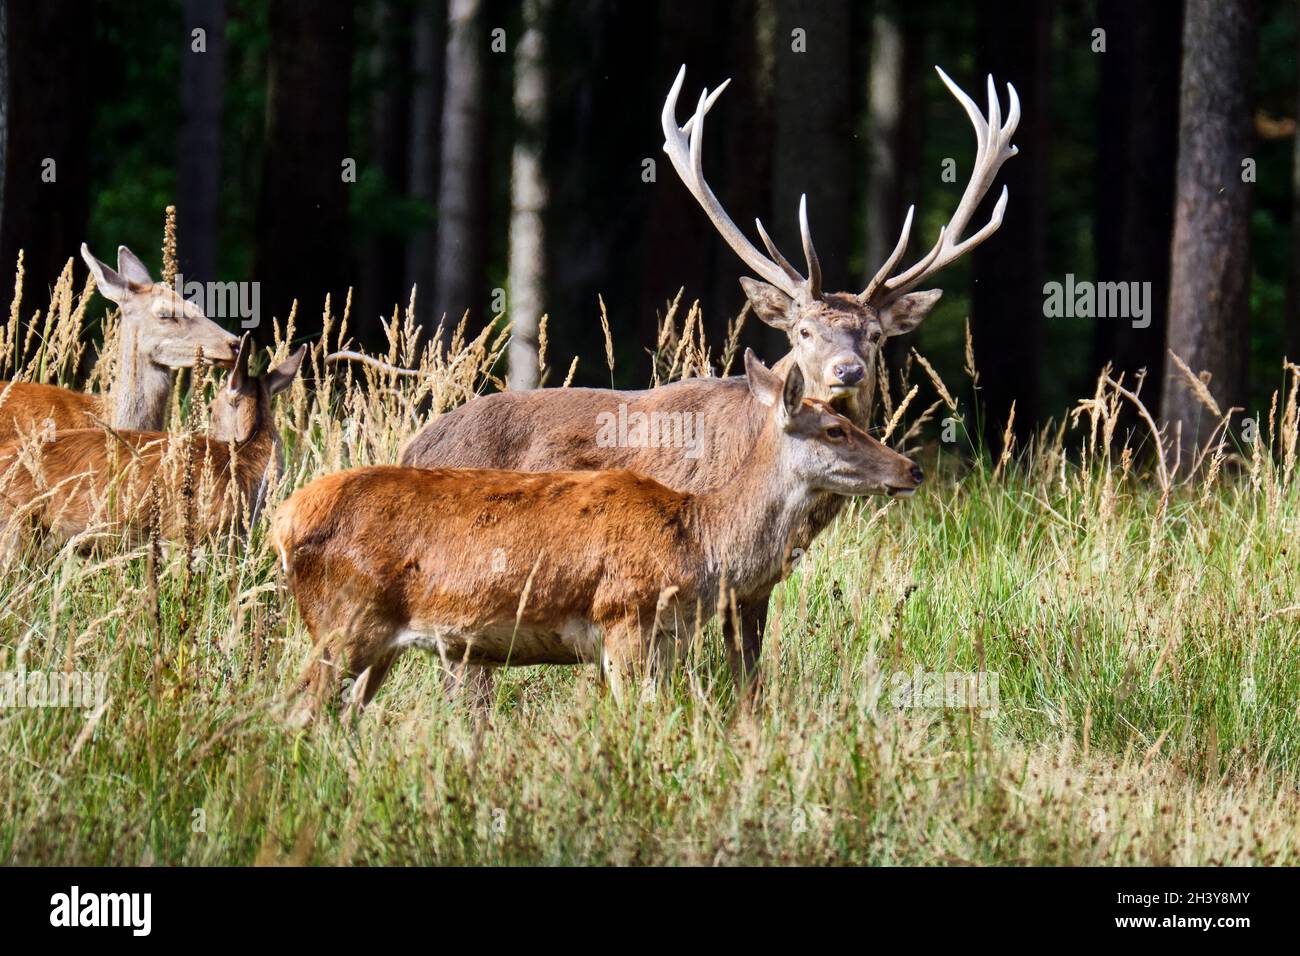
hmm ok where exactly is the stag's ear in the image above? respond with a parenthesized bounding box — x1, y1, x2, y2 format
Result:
(81, 243, 133, 303)
(116, 246, 154, 287)
(266, 344, 308, 396)
(881, 289, 943, 337)
(780, 363, 806, 427)
(744, 348, 782, 407)
(739, 277, 795, 330)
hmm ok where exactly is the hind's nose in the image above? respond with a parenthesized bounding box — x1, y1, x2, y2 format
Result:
(833, 363, 865, 385)
(910, 465, 924, 485)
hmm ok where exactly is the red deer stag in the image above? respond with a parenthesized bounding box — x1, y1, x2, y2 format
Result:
(0, 335, 304, 559)
(394, 65, 1018, 694)
(274, 351, 923, 719)
(0, 244, 239, 444)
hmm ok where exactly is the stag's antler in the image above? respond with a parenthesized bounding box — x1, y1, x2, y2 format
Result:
(862, 66, 1020, 308)
(662, 65, 822, 301)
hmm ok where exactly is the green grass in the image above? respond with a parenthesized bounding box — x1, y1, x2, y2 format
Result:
(2, 456, 1297, 865)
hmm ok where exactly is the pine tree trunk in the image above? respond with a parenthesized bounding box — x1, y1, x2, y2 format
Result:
(177, 0, 227, 286)
(254, 0, 354, 340)
(1093, 0, 1182, 410)
(768, 0, 853, 354)
(433, 0, 488, 341)
(1161, 0, 1258, 463)
(0, 0, 93, 296)
(971, 0, 1051, 448)
(406, 0, 446, 338)
(507, 0, 549, 390)
(358, 0, 413, 346)
(864, 5, 922, 402)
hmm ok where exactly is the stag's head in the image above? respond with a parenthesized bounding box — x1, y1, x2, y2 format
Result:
(81, 243, 240, 369)
(662, 65, 1019, 422)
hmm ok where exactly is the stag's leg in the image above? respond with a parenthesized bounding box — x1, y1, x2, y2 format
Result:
(601, 616, 652, 703)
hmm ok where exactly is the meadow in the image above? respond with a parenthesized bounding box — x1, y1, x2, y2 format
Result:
(1, 245, 1298, 866)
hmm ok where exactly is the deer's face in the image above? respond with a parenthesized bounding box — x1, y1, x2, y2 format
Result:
(747, 350, 923, 498)
(80, 244, 239, 369)
(134, 284, 240, 368)
(741, 279, 944, 419)
(209, 335, 307, 445)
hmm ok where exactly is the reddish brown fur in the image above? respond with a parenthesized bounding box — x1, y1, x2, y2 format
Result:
(278, 356, 922, 716)
(0, 337, 304, 555)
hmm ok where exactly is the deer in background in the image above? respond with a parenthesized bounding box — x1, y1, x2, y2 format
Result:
(0, 335, 304, 559)
(0, 243, 239, 444)
(274, 351, 923, 719)
(397, 64, 1019, 696)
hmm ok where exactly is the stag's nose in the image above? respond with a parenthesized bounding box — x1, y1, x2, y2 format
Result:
(833, 363, 865, 385)
(910, 465, 924, 486)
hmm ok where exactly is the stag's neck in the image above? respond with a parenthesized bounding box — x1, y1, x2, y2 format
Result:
(109, 333, 173, 431)
(690, 425, 813, 595)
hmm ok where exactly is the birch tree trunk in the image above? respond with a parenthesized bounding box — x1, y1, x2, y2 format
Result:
(507, 0, 549, 390)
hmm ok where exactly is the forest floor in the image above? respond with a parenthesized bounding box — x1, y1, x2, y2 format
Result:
(1, 271, 1298, 865)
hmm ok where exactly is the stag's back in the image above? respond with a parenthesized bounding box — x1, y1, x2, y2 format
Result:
(399, 376, 766, 494)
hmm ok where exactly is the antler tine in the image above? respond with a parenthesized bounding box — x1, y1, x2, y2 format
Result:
(862, 204, 915, 301)
(661, 65, 810, 299)
(862, 66, 1019, 307)
(755, 217, 804, 284)
(798, 195, 821, 299)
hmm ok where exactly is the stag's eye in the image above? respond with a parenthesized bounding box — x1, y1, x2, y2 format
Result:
(799, 327, 812, 339)
(826, 425, 846, 441)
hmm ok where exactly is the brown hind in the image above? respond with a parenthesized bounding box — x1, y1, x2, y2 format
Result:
(274, 351, 923, 720)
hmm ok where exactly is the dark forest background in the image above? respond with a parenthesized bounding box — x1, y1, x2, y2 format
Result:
(0, 0, 1293, 447)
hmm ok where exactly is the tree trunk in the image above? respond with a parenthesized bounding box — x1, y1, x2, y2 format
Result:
(1093, 0, 1182, 411)
(1288, 15, 1300, 365)
(1161, 0, 1258, 463)
(176, 0, 227, 286)
(405, 0, 446, 338)
(864, 4, 922, 402)
(507, 0, 549, 389)
(971, 0, 1051, 449)
(357, 0, 413, 346)
(0, 0, 93, 297)
(254, 0, 354, 341)
(768, 0, 854, 353)
(433, 0, 488, 341)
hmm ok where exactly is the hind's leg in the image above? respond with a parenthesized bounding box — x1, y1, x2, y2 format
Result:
(289, 601, 399, 724)
(442, 661, 497, 711)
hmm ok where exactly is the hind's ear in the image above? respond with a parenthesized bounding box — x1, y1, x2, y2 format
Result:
(781, 363, 806, 423)
(266, 344, 308, 396)
(116, 246, 154, 286)
(81, 244, 133, 303)
(744, 349, 782, 407)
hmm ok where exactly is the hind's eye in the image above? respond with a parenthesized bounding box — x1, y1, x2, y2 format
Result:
(799, 328, 812, 339)
(826, 426, 845, 441)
